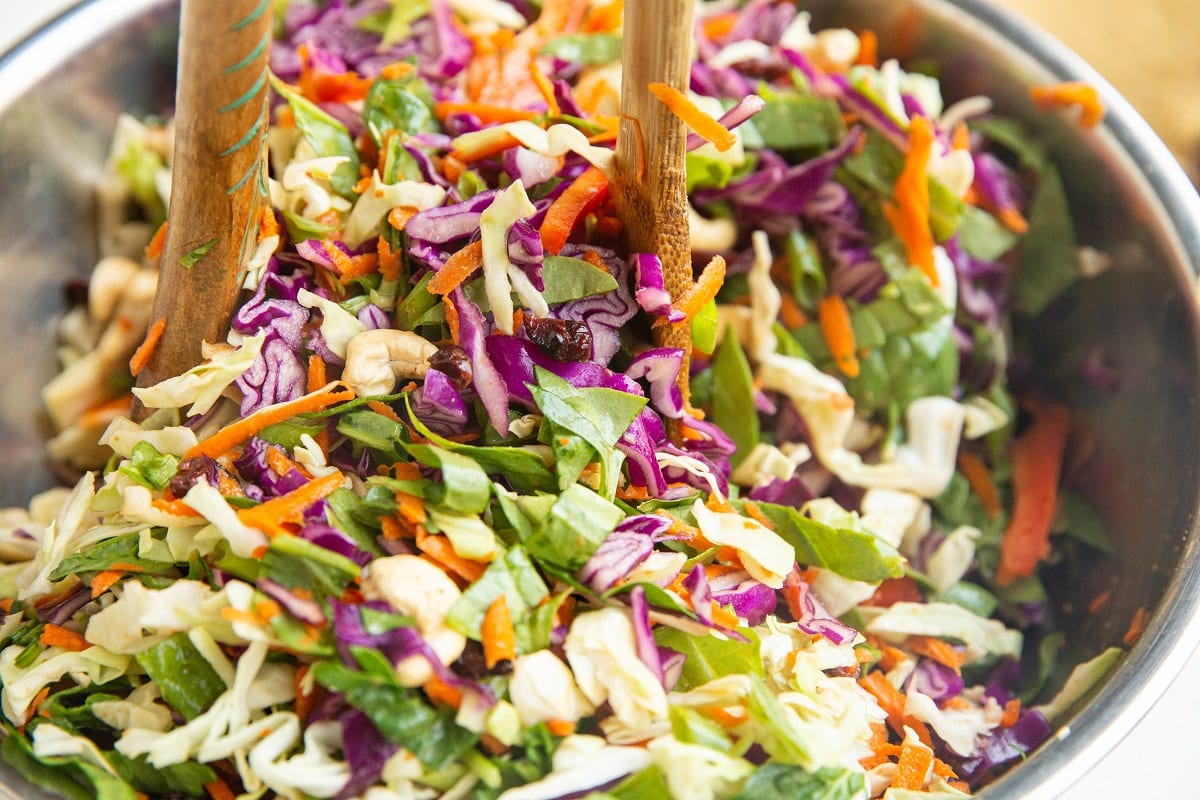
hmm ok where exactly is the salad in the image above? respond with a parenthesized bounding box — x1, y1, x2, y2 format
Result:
(2, 1, 1126, 799)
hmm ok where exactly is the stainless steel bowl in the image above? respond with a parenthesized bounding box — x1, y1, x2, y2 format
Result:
(2, 1, 1199, 797)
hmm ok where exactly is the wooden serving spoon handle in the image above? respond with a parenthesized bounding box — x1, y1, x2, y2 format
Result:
(136, 0, 273, 394)
(612, 0, 697, 405)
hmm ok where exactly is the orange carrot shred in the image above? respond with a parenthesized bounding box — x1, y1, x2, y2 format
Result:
(647, 82, 737, 152)
(1124, 606, 1150, 646)
(778, 292, 809, 331)
(367, 400, 403, 423)
(144, 222, 168, 261)
(185, 384, 355, 460)
(894, 737, 934, 791)
(424, 675, 464, 709)
(129, 317, 168, 377)
(378, 236, 404, 281)
(995, 206, 1030, 235)
(90, 569, 126, 599)
(674, 255, 727, 320)
(0, 598, 12, 614)
(528, 60, 561, 117)
(482, 594, 517, 668)
(443, 295, 461, 345)
(855, 29, 879, 67)
(1029, 82, 1106, 128)
(435, 102, 539, 125)
(150, 498, 203, 518)
(416, 534, 488, 582)
(1088, 590, 1112, 614)
(859, 671, 933, 745)
(1001, 698, 1021, 728)
(908, 635, 967, 673)
(996, 404, 1071, 586)
(539, 165, 610, 255)
(817, 294, 860, 378)
(957, 451, 1001, 520)
(952, 121, 971, 151)
(307, 355, 328, 395)
(204, 778, 237, 800)
(428, 241, 485, 295)
(883, 115, 938, 286)
(545, 718, 576, 737)
(237, 471, 346, 538)
(40, 624, 90, 652)
(702, 10, 739, 40)
(387, 205, 419, 233)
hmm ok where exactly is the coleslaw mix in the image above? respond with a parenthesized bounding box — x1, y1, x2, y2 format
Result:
(2, 2, 1124, 799)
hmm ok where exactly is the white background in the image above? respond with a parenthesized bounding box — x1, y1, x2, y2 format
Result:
(2, 2, 1196, 798)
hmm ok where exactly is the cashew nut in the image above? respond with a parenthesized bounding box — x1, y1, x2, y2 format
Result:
(342, 329, 438, 398)
(361, 555, 467, 686)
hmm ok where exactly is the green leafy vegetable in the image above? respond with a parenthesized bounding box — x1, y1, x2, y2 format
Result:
(744, 93, 845, 152)
(49, 534, 174, 582)
(1013, 165, 1081, 316)
(783, 229, 826, 313)
(261, 532, 362, 600)
(269, 73, 361, 197)
(539, 33, 624, 64)
(729, 763, 865, 800)
(178, 237, 219, 270)
(653, 626, 763, 691)
(118, 441, 180, 490)
(958, 205, 1019, 262)
(364, 75, 437, 147)
(753, 501, 905, 582)
(710, 330, 759, 467)
(447, 546, 549, 643)
(520, 484, 624, 571)
(134, 633, 225, 721)
(312, 660, 478, 769)
(107, 752, 216, 797)
(405, 443, 491, 514)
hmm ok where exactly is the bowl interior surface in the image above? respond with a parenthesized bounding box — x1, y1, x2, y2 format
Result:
(2, 1, 1200, 798)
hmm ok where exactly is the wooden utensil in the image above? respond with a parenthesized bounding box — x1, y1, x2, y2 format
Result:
(135, 0, 273, 395)
(612, 0, 698, 408)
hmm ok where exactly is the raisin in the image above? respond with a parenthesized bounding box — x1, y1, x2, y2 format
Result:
(523, 317, 592, 362)
(168, 456, 224, 499)
(429, 345, 472, 389)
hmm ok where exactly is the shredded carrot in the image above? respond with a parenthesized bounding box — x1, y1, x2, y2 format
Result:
(957, 451, 1001, 520)
(378, 236, 404, 281)
(428, 241, 485, 295)
(380, 516, 409, 540)
(367, 400, 403, 424)
(894, 737, 934, 790)
(546, 718, 576, 737)
(528, 60, 561, 117)
(908, 635, 967, 673)
(995, 404, 1071, 586)
(883, 115, 938, 286)
(40, 624, 90, 652)
(855, 29, 879, 67)
(185, 384, 355, 460)
(482, 594, 517, 668)
(615, 484, 650, 501)
(866, 576, 924, 607)
(129, 317, 167, 377)
(673, 255, 727, 320)
(204, 778, 237, 800)
(539, 165, 610, 254)
(220, 607, 267, 627)
(701, 10, 739, 41)
(778, 292, 809, 331)
(1000, 698, 1022, 728)
(395, 490, 428, 526)
(480, 733, 510, 755)
(150, 498, 203, 518)
(435, 101, 538, 125)
(443, 295, 461, 345)
(933, 757, 959, 779)
(742, 501, 776, 531)
(858, 671, 933, 746)
(1088, 590, 1112, 615)
(416, 534, 488, 582)
(951, 122, 971, 152)
(297, 43, 373, 103)
(380, 62, 415, 81)
(817, 295, 860, 378)
(1124, 606, 1150, 646)
(710, 602, 739, 629)
(449, 131, 522, 165)
(702, 705, 748, 728)
(424, 674, 465, 709)
(78, 393, 134, 430)
(995, 206, 1030, 235)
(307, 355, 328, 395)
(0, 598, 12, 615)
(647, 82, 736, 152)
(294, 664, 314, 722)
(144, 221, 167, 261)
(265, 446, 308, 479)
(940, 696, 971, 712)
(89, 569, 126, 599)
(237, 471, 346, 538)
(1029, 82, 1106, 128)
(387, 205, 419, 234)
(583, 0, 621, 32)
(25, 686, 51, 725)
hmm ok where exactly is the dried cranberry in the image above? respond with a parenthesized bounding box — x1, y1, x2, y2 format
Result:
(63, 278, 90, 308)
(168, 456, 225, 499)
(429, 345, 472, 389)
(523, 317, 592, 362)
